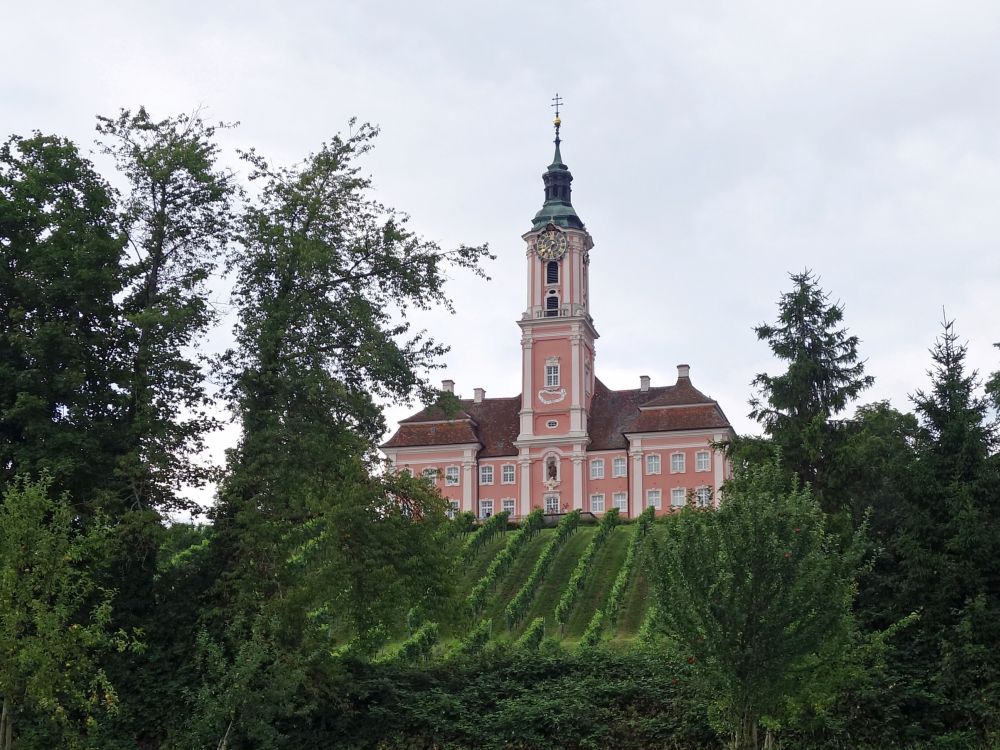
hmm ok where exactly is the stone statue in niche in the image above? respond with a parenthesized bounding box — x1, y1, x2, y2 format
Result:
(546, 457, 558, 480)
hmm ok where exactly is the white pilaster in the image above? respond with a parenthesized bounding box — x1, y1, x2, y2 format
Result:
(463, 460, 474, 513)
(519, 457, 532, 516)
(572, 455, 584, 510)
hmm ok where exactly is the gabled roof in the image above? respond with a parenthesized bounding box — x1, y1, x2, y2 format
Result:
(381, 374, 732, 457)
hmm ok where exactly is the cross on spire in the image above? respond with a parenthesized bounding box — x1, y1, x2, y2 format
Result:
(551, 93, 563, 118)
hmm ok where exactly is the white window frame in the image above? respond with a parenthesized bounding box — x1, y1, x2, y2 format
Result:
(479, 499, 494, 518)
(670, 452, 686, 473)
(447, 500, 459, 519)
(671, 487, 686, 508)
(544, 494, 560, 513)
(546, 419, 558, 428)
(445, 466, 460, 486)
(545, 364, 560, 387)
(590, 493, 605, 512)
(612, 456, 627, 478)
(479, 465, 494, 485)
(422, 467, 438, 482)
(696, 451, 711, 472)
(646, 488, 661, 510)
(501, 497, 516, 515)
(590, 459, 605, 480)
(695, 486, 712, 507)
(613, 491, 628, 513)
(645, 453, 661, 475)
(501, 463, 516, 484)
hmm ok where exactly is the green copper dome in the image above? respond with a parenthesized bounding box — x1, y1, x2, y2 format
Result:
(531, 132, 584, 231)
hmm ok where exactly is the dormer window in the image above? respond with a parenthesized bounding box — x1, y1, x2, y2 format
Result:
(546, 260, 559, 284)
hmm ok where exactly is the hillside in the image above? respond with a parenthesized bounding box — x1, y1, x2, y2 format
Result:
(396, 510, 660, 652)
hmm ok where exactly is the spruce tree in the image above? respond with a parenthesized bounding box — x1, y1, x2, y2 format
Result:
(750, 270, 874, 511)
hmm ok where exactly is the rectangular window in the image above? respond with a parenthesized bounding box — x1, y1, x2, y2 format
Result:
(479, 465, 493, 485)
(501, 464, 516, 484)
(696, 451, 711, 472)
(545, 364, 560, 387)
(502, 497, 516, 515)
(590, 459, 605, 480)
(590, 493, 605, 512)
(479, 499, 494, 518)
(448, 500, 459, 519)
(422, 468, 438, 482)
(613, 491, 628, 513)
(696, 487, 712, 507)
(545, 494, 560, 513)
(646, 489, 661, 510)
(671, 452, 686, 473)
(671, 488, 686, 508)
(646, 454, 661, 475)
(612, 457, 627, 477)
(445, 466, 460, 486)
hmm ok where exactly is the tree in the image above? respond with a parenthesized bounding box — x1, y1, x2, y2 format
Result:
(750, 270, 874, 511)
(0, 134, 127, 505)
(905, 319, 1000, 741)
(214, 121, 490, 610)
(96, 107, 237, 515)
(0, 476, 134, 750)
(650, 461, 865, 750)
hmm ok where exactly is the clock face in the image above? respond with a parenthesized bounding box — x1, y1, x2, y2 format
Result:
(535, 228, 568, 260)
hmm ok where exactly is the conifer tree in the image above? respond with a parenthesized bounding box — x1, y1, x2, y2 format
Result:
(750, 270, 874, 511)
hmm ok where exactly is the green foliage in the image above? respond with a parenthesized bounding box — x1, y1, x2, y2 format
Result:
(168, 616, 310, 750)
(467, 509, 544, 614)
(457, 619, 492, 657)
(750, 270, 874, 510)
(650, 460, 866, 749)
(395, 622, 439, 664)
(0, 476, 138, 749)
(317, 645, 715, 749)
(0, 133, 126, 505)
(580, 608, 605, 650)
(555, 508, 619, 629)
(452, 510, 476, 535)
(607, 506, 655, 630)
(505, 510, 580, 628)
(96, 107, 237, 514)
(462, 509, 509, 561)
(515, 617, 546, 651)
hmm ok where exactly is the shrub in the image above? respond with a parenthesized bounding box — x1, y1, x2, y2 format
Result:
(396, 621, 439, 664)
(555, 508, 620, 630)
(463, 510, 510, 561)
(516, 617, 546, 651)
(467, 509, 544, 614)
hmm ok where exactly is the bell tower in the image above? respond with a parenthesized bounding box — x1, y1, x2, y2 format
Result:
(516, 100, 599, 448)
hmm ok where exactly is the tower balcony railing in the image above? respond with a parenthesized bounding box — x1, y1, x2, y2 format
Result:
(523, 305, 590, 320)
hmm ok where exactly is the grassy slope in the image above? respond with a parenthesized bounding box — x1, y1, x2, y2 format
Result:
(562, 524, 630, 638)
(514, 526, 596, 639)
(478, 529, 553, 631)
(411, 519, 664, 648)
(616, 521, 666, 637)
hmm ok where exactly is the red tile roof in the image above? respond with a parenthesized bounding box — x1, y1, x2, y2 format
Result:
(381, 377, 732, 456)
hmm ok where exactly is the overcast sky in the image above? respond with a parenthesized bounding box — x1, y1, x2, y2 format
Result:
(5, 1, 1000, 509)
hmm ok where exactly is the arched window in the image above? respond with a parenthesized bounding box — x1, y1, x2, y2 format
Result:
(545, 294, 559, 317)
(546, 261, 559, 284)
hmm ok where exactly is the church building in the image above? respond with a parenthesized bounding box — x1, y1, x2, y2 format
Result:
(382, 112, 735, 519)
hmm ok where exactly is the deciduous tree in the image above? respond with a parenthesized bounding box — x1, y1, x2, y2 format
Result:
(650, 461, 865, 749)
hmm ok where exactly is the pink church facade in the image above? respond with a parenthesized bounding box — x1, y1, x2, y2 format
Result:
(382, 120, 735, 519)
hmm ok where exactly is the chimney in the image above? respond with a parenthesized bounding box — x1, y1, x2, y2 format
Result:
(677, 364, 690, 380)
(473, 387, 485, 403)
(442, 379, 455, 394)
(639, 375, 650, 392)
